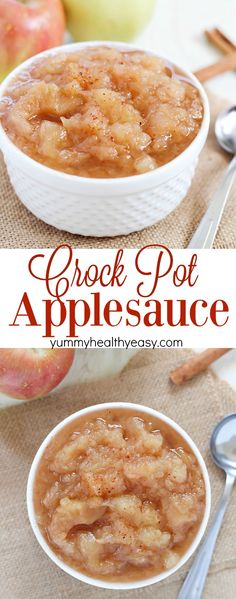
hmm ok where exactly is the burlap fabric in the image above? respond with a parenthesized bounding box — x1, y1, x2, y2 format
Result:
(0, 92, 235, 248)
(1, 349, 236, 599)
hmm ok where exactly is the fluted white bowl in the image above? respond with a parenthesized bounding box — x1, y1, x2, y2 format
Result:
(27, 402, 211, 590)
(0, 42, 210, 237)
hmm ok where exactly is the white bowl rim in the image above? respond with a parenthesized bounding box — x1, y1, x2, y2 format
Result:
(27, 401, 211, 590)
(0, 40, 210, 190)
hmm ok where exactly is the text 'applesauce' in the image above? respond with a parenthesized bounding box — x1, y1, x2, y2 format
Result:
(34, 408, 206, 582)
(0, 47, 203, 178)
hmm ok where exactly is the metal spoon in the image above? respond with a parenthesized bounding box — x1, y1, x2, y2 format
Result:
(188, 107, 236, 248)
(178, 413, 236, 599)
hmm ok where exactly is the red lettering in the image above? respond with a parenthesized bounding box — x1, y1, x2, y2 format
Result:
(126, 300, 141, 326)
(104, 300, 122, 326)
(43, 299, 67, 337)
(210, 300, 229, 326)
(10, 293, 39, 326)
(190, 300, 208, 326)
(136, 245, 173, 297)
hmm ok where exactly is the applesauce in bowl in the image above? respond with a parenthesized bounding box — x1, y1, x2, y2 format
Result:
(27, 403, 211, 589)
(0, 42, 209, 236)
(0, 46, 203, 179)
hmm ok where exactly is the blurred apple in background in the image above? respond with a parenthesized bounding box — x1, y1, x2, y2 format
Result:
(0, 348, 75, 400)
(62, 0, 156, 42)
(0, 0, 65, 81)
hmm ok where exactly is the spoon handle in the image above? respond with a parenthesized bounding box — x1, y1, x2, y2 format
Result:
(177, 472, 235, 599)
(188, 155, 236, 248)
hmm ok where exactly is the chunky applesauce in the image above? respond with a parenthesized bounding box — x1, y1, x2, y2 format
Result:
(34, 408, 206, 582)
(0, 47, 203, 178)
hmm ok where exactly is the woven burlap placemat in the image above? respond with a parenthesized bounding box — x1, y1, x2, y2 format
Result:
(0, 92, 235, 248)
(1, 349, 236, 599)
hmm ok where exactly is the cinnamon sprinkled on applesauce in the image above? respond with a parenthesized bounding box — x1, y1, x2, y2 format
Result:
(34, 408, 205, 582)
(0, 47, 203, 178)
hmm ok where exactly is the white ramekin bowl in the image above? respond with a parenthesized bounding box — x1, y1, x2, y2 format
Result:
(27, 402, 211, 590)
(0, 42, 210, 237)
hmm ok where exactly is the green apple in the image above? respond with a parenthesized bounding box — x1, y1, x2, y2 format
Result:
(63, 0, 156, 42)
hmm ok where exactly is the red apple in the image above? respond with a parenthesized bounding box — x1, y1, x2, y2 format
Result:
(0, 348, 75, 400)
(0, 0, 65, 81)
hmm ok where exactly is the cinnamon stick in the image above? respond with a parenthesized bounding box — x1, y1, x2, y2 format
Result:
(170, 348, 230, 385)
(194, 51, 236, 82)
(205, 28, 236, 54)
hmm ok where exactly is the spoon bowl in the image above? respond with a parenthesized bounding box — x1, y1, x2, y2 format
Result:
(211, 412, 236, 476)
(178, 413, 236, 598)
(215, 106, 236, 154)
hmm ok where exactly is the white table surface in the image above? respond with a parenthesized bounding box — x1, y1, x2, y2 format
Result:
(138, 0, 236, 391)
(195, 349, 236, 391)
(137, 0, 236, 102)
